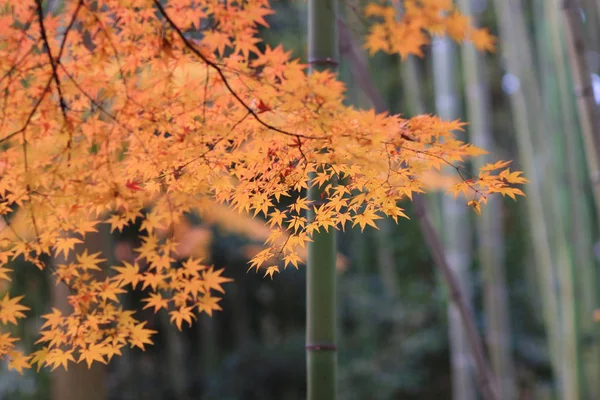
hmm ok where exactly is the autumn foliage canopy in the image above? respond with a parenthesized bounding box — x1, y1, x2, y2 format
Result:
(0, 0, 525, 373)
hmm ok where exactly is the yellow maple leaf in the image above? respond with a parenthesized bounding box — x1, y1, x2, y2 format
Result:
(7, 350, 31, 374)
(169, 306, 195, 331)
(0, 294, 29, 325)
(201, 266, 233, 294)
(470, 27, 496, 52)
(352, 209, 382, 231)
(78, 343, 108, 368)
(264, 266, 280, 280)
(197, 294, 223, 317)
(112, 261, 141, 289)
(142, 293, 170, 313)
(76, 250, 105, 271)
(129, 322, 156, 350)
(54, 237, 84, 259)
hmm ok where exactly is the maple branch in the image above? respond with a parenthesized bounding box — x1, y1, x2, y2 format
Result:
(0, 1, 82, 147)
(36, 0, 83, 161)
(413, 196, 498, 400)
(35, 0, 69, 122)
(338, 18, 500, 400)
(152, 0, 328, 142)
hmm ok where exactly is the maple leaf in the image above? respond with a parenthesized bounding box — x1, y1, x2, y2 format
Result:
(78, 343, 108, 368)
(352, 209, 382, 231)
(112, 261, 141, 289)
(142, 293, 170, 313)
(141, 272, 164, 291)
(102, 342, 124, 363)
(0, 267, 11, 282)
(7, 350, 30, 375)
(40, 308, 64, 330)
(283, 253, 303, 269)
(169, 306, 196, 330)
(98, 279, 126, 302)
(76, 250, 105, 271)
(470, 27, 496, 52)
(268, 209, 286, 228)
(129, 322, 156, 350)
(0, 332, 18, 355)
(30, 347, 49, 372)
(54, 237, 84, 259)
(46, 349, 76, 371)
(125, 180, 143, 191)
(264, 266, 280, 280)
(256, 99, 272, 113)
(467, 200, 482, 215)
(201, 266, 232, 294)
(0, 294, 29, 325)
(445, 11, 470, 42)
(197, 295, 223, 317)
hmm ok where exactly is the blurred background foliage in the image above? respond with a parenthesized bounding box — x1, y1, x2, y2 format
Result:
(2, 0, 600, 399)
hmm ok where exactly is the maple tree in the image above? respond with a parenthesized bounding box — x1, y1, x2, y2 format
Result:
(0, 0, 526, 373)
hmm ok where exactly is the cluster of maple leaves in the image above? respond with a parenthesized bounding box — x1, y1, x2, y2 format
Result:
(0, 0, 525, 373)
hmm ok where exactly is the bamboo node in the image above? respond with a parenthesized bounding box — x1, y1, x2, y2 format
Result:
(305, 343, 337, 351)
(307, 57, 339, 67)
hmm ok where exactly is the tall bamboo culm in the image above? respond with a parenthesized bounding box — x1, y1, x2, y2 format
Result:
(306, 1, 338, 399)
(492, 0, 582, 398)
(432, 35, 476, 400)
(457, 1, 516, 398)
(560, 0, 600, 222)
(548, 0, 600, 397)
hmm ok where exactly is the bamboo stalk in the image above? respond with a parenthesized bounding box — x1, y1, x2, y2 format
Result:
(337, 20, 499, 400)
(307, 1, 338, 398)
(516, 1, 583, 397)
(492, 0, 581, 397)
(561, 0, 600, 222)
(457, 1, 517, 397)
(547, 0, 600, 397)
(432, 34, 477, 400)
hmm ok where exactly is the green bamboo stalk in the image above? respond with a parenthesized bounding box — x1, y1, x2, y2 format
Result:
(547, 0, 600, 397)
(400, 57, 427, 116)
(307, 1, 338, 399)
(582, 0, 600, 57)
(561, 0, 600, 222)
(492, 0, 580, 397)
(457, 1, 517, 397)
(432, 35, 477, 400)
(515, 1, 583, 397)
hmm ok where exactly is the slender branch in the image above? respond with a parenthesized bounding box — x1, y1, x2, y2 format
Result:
(0, 1, 83, 146)
(152, 0, 327, 141)
(35, 0, 68, 121)
(413, 196, 498, 400)
(338, 18, 499, 400)
(561, 0, 600, 217)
